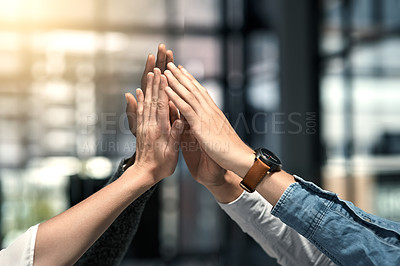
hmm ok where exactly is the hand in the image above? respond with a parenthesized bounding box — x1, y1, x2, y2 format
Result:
(134, 68, 184, 181)
(124, 44, 178, 169)
(164, 63, 255, 178)
(181, 122, 226, 187)
(126, 44, 176, 137)
(182, 129, 245, 203)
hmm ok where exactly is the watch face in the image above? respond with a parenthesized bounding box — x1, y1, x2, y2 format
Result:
(257, 148, 282, 171)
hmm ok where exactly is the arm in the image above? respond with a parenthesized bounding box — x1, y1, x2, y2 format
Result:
(178, 81, 334, 265)
(164, 62, 295, 204)
(270, 175, 400, 265)
(218, 172, 335, 266)
(33, 68, 183, 266)
(165, 63, 400, 264)
(202, 170, 334, 265)
(74, 157, 156, 266)
(34, 164, 155, 266)
(76, 44, 176, 265)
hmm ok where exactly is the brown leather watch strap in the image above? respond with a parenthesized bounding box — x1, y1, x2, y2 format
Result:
(240, 159, 270, 193)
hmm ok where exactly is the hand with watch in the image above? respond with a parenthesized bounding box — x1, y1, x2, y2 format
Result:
(240, 148, 282, 193)
(164, 63, 296, 205)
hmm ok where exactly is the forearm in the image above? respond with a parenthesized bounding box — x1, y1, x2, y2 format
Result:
(255, 170, 296, 206)
(76, 157, 156, 266)
(271, 176, 400, 265)
(76, 187, 156, 266)
(230, 149, 296, 207)
(218, 189, 335, 266)
(204, 167, 295, 207)
(33, 165, 155, 266)
(206, 171, 334, 265)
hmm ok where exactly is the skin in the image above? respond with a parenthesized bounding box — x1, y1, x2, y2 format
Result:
(125, 44, 294, 206)
(125, 44, 244, 204)
(125, 44, 178, 169)
(33, 67, 184, 266)
(164, 62, 296, 206)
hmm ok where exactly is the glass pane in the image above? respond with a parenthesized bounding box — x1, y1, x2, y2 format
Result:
(105, 0, 170, 27)
(184, 0, 221, 28)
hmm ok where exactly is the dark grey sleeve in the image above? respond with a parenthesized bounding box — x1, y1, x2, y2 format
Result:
(75, 158, 156, 266)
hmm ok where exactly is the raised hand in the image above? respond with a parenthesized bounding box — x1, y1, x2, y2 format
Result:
(134, 68, 184, 180)
(181, 124, 226, 187)
(164, 63, 255, 178)
(126, 44, 176, 137)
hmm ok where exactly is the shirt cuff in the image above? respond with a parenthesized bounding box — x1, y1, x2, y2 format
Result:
(271, 175, 336, 238)
(218, 190, 246, 206)
(0, 224, 39, 266)
(218, 190, 272, 225)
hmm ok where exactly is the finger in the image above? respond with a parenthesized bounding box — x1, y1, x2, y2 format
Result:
(150, 69, 161, 123)
(166, 50, 174, 65)
(144, 72, 154, 121)
(125, 93, 138, 134)
(178, 65, 223, 115)
(167, 62, 209, 107)
(178, 65, 212, 100)
(180, 114, 191, 130)
(158, 74, 170, 132)
(141, 54, 155, 94)
(136, 88, 144, 127)
(156, 43, 167, 72)
(166, 119, 184, 155)
(152, 68, 161, 103)
(169, 101, 180, 125)
(164, 69, 202, 114)
(164, 86, 198, 128)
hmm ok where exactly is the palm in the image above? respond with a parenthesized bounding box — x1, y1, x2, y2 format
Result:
(126, 44, 174, 137)
(181, 129, 225, 187)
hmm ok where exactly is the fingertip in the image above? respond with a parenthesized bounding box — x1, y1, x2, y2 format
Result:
(125, 93, 129, 104)
(167, 62, 175, 69)
(154, 67, 161, 74)
(158, 43, 165, 50)
(164, 86, 173, 93)
(180, 66, 188, 74)
(173, 120, 184, 137)
(175, 120, 184, 131)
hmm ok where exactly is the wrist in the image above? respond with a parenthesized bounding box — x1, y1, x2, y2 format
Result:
(123, 152, 136, 171)
(205, 171, 244, 204)
(125, 163, 159, 187)
(201, 172, 228, 190)
(232, 147, 255, 178)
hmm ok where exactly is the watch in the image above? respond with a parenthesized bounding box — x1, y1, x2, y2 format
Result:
(240, 148, 282, 193)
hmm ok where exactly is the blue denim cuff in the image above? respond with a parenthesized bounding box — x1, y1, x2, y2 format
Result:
(270, 175, 400, 265)
(271, 175, 335, 239)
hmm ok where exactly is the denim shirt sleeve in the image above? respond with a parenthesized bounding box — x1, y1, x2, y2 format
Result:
(271, 175, 400, 266)
(218, 191, 335, 266)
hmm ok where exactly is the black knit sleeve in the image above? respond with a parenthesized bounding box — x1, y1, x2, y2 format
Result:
(75, 158, 156, 266)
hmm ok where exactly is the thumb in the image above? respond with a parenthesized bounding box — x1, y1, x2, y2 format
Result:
(167, 119, 184, 153)
(125, 92, 138, 133)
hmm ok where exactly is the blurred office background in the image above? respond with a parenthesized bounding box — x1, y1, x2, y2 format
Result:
(0, 0, 400, 265)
